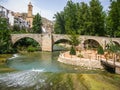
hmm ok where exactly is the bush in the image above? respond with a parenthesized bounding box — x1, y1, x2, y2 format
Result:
(97, 46, 104, 55)
(70, 46, 76, 55)
(77, 54, 83, 58)
(27, 46, 37, 52)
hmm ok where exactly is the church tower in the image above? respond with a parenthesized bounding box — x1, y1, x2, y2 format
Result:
(28, 2, 33, 17)
(26, 2, 33, 28)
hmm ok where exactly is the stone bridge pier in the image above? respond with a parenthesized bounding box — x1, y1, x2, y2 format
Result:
(41, 34, 53, 51)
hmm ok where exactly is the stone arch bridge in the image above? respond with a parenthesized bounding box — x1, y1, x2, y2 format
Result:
(11, 34, 120, 51)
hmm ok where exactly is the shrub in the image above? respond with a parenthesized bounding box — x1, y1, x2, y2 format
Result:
(97, 46, 104, 55)
(27, 46, 37, 52)
(77, 54, 83, 58)
(70, 46, 76, 55)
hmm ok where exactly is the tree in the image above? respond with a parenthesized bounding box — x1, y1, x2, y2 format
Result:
(0, 18, 13, 53)
(32, 13, 42, 33)
(68, 30, 80, 55)
(54, 0, 107, 36)
(54, 12, 66, 34)
(106, 0, 120, 37)
(97, 46, 104, 60)
(76, 2, 92, 35)
(64, 0, 78, 34)
(13, 25, 20, 31)
(70, 46, 76, 55)
(89, 0, 105, 36)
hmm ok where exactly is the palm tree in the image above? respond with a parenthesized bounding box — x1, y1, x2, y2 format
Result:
(68, 31, 80, 55)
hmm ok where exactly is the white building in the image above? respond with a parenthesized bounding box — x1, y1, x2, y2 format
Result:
(0, 5, 30, 29)
(8, 11, 14, 26)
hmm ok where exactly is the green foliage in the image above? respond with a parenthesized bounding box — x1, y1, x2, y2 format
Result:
(77, 54, 83, 58)
(32, 13, 42, 33)
(27, 45, 38, 52)
(97, 46, 104, 55)
(13, 25, 20, 31)
(68, 30, 80, 46)
(107, 40, 120, 53)
(54, 12, 66, 34)
(14, 38, 40, 51)
(0, 18, 14, 54)
(54, 0, 106, 36)
(54, 0, 120, 37)
(64, 0, 78, 34)
(89, 0, 105, 36)
(106, 0, 120, 37)
(0, 18, 8, 30)
(11, 24, 27, 34)
(70, 46, 76, 55)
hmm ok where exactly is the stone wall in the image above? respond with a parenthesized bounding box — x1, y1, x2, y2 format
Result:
(58, 53, 103, 69)
(41, 34, 53, 51)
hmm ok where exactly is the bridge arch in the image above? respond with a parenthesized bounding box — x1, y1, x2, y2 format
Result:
(54, 39, 71, 45)
(83, 39, 102, 49)
(52, 34, 70, 44)
(11, 34, 42, 46)
(13, 37, 41, 51)
(113, 41, 120, 47)
(53, 39, 71, 51)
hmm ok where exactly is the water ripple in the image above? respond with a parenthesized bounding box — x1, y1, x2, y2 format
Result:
(0, 70, 47, 88)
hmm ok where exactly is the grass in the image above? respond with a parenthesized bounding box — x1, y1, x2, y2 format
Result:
(38, 73, 120, 90)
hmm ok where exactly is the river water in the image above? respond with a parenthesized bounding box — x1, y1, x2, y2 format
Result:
(0, 51, 120, 90)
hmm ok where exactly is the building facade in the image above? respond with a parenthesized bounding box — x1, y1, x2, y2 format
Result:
(0, 4, 30, 29)
(26, 2, 33, 28)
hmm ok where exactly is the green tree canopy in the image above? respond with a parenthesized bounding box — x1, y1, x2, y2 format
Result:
(54, 0, 120, 38)
(89, 0, 105, 36)
(64, 0, 78, 34)
(0, 18, 13, 53)
(54, 0, 106, 36)
(106, 0, 120, 37)
(32, 13, 42, 33)
(54, 12, 66, 34)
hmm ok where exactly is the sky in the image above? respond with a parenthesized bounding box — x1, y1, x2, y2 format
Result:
(0, 0, 110, 21)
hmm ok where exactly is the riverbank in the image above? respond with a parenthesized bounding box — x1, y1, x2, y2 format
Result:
(0, 54, 12, 63)
(58, 51, 103, 69)
(0, 54, 15, 73)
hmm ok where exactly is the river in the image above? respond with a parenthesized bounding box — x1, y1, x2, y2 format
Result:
(0, 51, 120, 90)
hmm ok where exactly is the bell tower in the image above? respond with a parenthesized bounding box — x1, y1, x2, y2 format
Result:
(26, 2, 33, 28)
(28, 2, 33, 17)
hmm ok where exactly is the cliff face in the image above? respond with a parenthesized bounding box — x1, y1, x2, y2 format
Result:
(41, 17, 54, 33)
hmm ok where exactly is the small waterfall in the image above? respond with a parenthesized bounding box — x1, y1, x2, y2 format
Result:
(8, 54, 19, 59)
(42, 27, 46, 33)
